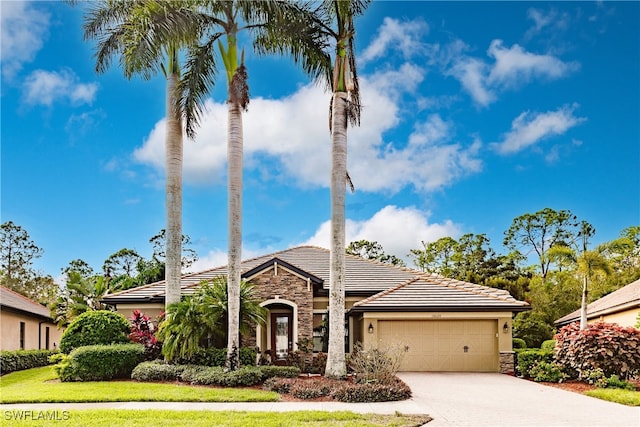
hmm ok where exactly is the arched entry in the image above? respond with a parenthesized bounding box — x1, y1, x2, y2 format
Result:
(258, 299, 298, 364)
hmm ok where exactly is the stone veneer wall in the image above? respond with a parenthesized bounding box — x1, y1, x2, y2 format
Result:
(499, 351, 515, 374)
(242, 267, 314, 351)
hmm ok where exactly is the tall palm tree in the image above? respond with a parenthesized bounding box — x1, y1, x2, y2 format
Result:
(81, 0, 193, 308)
(314, 0, 370, 379)
(141, 0, 331, 369)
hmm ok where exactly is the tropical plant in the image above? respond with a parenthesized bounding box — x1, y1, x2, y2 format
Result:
(81, 0, 192, 309)
(156, 277, 266, 362)
(50, 272, 112, 327)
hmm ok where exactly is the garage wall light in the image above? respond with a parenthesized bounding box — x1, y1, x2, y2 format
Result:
(368, 323, 374, 334)
(503, 322, 509, 333)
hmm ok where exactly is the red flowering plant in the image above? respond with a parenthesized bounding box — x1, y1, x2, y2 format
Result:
(129, 309, 163, 360)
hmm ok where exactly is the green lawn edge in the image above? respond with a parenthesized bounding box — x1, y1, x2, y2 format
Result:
(0, 366, 279, 404)
(1, 409, 432, 427)
(584, 388, 640, 406)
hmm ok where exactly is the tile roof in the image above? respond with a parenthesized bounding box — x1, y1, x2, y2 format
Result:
(351, 275, 529, 312)
(555, 278, 640, 326)
(0, 285, 52, 319)
(102, 245, 529, 312)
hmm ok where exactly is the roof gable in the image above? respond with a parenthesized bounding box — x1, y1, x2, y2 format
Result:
(243, 257, 324, 286)
(555, 278, 640, 325)
(0, 286, 52, 319)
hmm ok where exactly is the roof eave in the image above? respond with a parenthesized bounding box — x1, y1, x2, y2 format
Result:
(349, 304, 531, 314)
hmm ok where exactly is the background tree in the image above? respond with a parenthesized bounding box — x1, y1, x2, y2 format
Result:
(503, 208, 580, 280)
(51, 271, 111, 327)
(346, 240, 405, 266)
(0, 221, 56, 305)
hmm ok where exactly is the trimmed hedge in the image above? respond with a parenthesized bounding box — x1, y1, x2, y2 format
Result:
(56, 343, 145, 382)
(541, 340, 556, 352)
(512, 338, 527, 349)
(174, 347, 257, 367)
(516, 349, 554, 378)
(0, 349, 59, 375)
(130, 361, 300, 385)
(60, 311, 131, 354)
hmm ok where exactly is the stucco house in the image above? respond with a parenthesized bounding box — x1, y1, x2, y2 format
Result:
(102, 246, 529, 373)
(0, 285, 63, 351)
(555, 278, 640, 328)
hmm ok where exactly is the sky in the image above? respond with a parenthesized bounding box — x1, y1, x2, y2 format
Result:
(1, 1, 639, 283)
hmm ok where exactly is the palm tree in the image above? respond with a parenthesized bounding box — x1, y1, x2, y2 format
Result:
(139, 0, 331, 369)
(156, 276, 266, 362)
(81, 0, 192, 308)
(314, 0, 370, 379)
(50, 272, 110, 327)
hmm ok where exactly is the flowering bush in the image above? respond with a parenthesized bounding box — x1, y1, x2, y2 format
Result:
(129, 310, 162, 360)
(555, 322, 640, 380)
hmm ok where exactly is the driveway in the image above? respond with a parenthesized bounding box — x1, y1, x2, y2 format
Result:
(397, 372, 640, 427)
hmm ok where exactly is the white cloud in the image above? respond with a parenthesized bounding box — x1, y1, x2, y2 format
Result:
(134, 72, 481, 193)
(300, 205, 460, 264)
(446, 39, 578, 106)
(491, 104, 586, 155)
(486, 40, 579, 88)
(360, 17, 429, 64)
(22, 69, 98, 106)
(0, 1, 49, 79)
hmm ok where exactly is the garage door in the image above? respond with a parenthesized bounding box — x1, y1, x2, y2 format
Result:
(377, 320, 498, 372)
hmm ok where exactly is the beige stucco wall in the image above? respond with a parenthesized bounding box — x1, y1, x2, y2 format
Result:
(0, 310, 64, 351)
(588, 307, 639, 328)
(115, 304, 165, 322)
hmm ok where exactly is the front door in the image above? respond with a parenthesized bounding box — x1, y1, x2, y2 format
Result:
(271, 313, 293, 364)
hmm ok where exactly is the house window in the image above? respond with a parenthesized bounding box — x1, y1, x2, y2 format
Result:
(312, 313, 328, 352)
(19, 322, 25, 350)
(45, 327, 50, 350)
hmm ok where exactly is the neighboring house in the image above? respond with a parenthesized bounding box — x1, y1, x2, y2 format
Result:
(555, 278, 640, 328)
(0, 286, 63, 351)
(102, 246, 529, 373)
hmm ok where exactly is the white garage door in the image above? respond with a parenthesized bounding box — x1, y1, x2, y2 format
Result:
(377, 320, 498, 372)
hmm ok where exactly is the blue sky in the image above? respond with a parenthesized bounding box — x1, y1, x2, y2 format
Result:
(2, 1, 639, 282)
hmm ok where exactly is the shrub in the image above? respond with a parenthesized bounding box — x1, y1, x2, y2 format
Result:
(583, 368, 608, 388)
(180, 365, 264, 387)
(131, 361, 188, 382)
(541, 340, 556, 352)
(348, 343, 408, 385)
(516, 349, 554, 378)
(259, 365, 300, 379)
(555, 322, 640, 380)
(513, 311, 553, 348)
(332, 378, 412, 402)
(175, 347, 256, 367)
(128, 310, 162, 361)
(512, 338, 527, 350)
(0, 349, 59, 375)
(60, 311, 131, 354)
(291, 381, 332, 399)
(605, 375, 636, 391)
(57, 343, 145, 382)
(529, 361, 565, 383)
(262, 377, 292, 394)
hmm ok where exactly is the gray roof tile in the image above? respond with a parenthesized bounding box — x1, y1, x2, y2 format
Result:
(1, 285, 52, 319)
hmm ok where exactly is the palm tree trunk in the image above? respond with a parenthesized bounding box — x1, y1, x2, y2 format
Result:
(226, 101, 243, 370)
(165, 72, 183, 308)
(326, 92, 348, 379)
(580, 274, 588, 330)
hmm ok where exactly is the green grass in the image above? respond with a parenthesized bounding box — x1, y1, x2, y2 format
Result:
(1, 410, 431, 427)
(585, 388, 640, 406)
(0, 366, 279, 403)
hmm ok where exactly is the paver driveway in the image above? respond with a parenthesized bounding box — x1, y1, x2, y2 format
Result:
(397, 372, 640, 426)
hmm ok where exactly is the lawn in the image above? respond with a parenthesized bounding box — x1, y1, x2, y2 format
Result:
(0, 366, 279, 403)
(2, 409, 431, 426)
(584, 388, 640, 406)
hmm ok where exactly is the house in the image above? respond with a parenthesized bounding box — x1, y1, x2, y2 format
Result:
(102, 246, 529, 373)
(555, 278, 640, 328)
(0, 285, 64, 351)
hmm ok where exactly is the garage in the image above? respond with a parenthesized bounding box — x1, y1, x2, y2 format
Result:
(377, 319, 498, 372)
